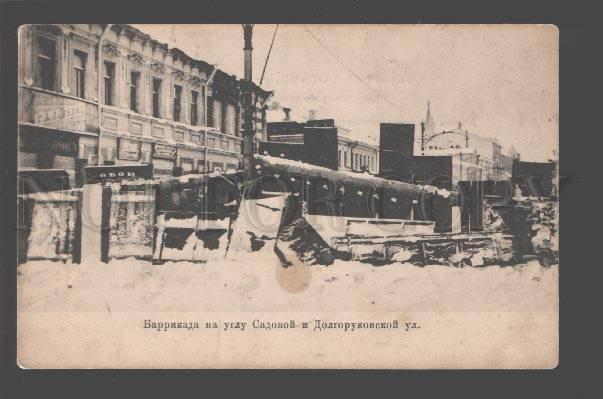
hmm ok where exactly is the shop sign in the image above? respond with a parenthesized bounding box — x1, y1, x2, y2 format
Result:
(32, 92, 90, 132)
(49, 140, 78, 156)
(118, 138, 142, 161)
(84, 164, 153, 184)
(152, 159, 174, 176)
(20, 128, 78, 156)
(152, 143, 177, 160)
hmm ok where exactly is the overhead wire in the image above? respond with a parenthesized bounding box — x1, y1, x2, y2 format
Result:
(301, 25, 410, 119)
(260, 24, 279, 86)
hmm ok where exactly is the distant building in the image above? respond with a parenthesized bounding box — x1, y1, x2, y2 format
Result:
(17, 24, 272, 186)
(414, 148, 483, 187)
(379, 104, 523, 189)
(419, 103, 519, 182)
(263, 108, 379, 174)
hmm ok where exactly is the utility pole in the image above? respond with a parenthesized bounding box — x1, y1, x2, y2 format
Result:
(96, 24, 112, 166)
(242, 24, 254, 181)
(420, 121, 425, 155)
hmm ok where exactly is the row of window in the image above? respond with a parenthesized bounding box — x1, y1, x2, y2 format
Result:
(338, 150, 375, 172)
(35, 35, 237, 133)
(38, 36, 91, 103)
(105, 63, 199, 125)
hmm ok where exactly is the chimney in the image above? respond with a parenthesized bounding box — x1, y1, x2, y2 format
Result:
(283, 107, 291, 121)
(308, 109, 317, 121)
(458, 122, 462, 130)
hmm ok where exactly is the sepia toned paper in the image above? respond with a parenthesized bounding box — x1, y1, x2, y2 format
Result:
(17, 24, 559, 369)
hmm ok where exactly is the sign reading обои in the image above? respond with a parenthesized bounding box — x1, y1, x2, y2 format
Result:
(83, 164, 154, 184)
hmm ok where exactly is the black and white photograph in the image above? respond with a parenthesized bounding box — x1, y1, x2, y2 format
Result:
(15, 23, 559, 369)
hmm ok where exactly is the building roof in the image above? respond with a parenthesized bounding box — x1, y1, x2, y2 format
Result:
(111, 24, 272, 97)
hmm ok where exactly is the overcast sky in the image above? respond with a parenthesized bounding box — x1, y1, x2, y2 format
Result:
(133, 24, 558, 162)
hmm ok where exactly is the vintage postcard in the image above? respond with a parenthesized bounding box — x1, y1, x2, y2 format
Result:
(16, 24, 558, 369)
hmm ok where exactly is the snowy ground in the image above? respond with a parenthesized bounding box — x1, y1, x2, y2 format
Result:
(17, 248, 558, 314)
(20, 188, 558, 316)
(17, 248, 558, 369)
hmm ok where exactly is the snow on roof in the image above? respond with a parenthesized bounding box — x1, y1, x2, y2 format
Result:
(20, 190, 80, 201)
(175, 169, 237, 183)
(256, 155, 452, 198)
(262, 140, 304, 145)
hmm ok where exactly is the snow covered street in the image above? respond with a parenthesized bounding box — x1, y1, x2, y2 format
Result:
(17, 251, 558, 313)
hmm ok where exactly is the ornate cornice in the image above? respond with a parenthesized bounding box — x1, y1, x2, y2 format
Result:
(69, 31, 97, 47)
(36, 25, 63, 37)
(112, 25, 126, 38)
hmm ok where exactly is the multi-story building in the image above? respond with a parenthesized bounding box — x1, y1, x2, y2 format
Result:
(17, 24, 272, 186)
(265, 108, 379, 174)
(419, 103, 519, 181)
(337, 130, 379, 174)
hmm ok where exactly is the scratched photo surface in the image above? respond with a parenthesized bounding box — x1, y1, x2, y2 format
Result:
(17, 24, 558, 369)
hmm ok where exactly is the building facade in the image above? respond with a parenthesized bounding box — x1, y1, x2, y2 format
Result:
(18, 24, 272, 186)
(416, 148, 483, 186)
(265, 109, 379, 174)
(420, 103, 519, 182)
(337, 134, 379, 174)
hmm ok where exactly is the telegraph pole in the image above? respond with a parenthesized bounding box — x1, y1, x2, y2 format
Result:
(242, 24, 254, 181)
(420, 121, 425, 155)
